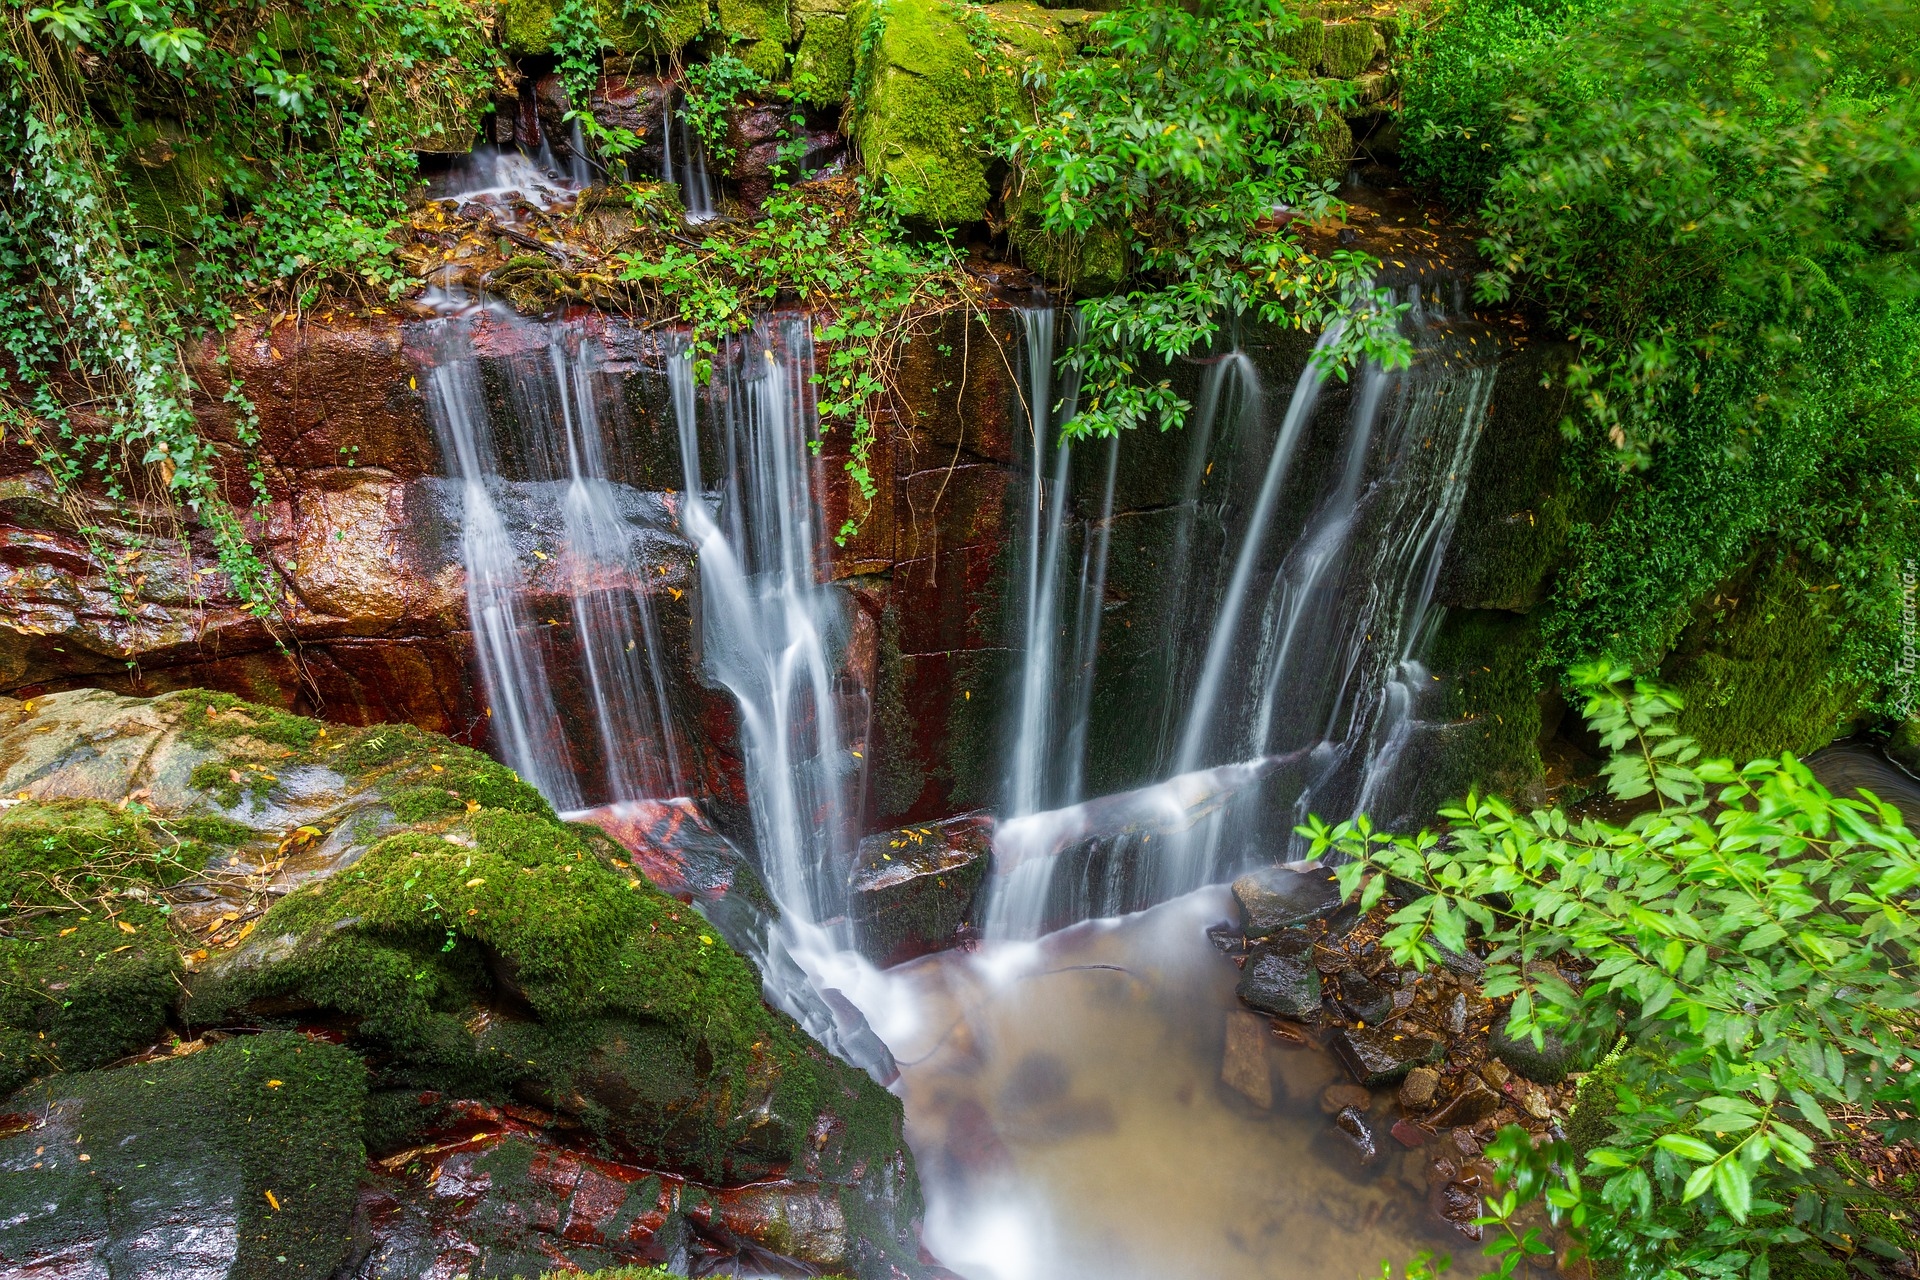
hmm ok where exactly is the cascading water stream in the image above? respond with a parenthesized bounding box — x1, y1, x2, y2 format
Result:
(660, 87, 717, 222)
(985, 311, 1499, 937)
(1172, 329, 1335, 776)
(424, 339, 582, 810)
(421, 308, 685, 809)
(1005, 306, 1079, 819)
(667, 321, 852, 927)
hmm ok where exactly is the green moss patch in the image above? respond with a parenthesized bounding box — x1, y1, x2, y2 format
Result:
(0, 799, 246, 1093)
(793, 13, 856, 106)
(1663, 555, 1860, 760)
(852, 0, 1076, 223)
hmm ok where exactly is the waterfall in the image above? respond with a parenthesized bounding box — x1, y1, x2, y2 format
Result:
(668, 320, 853, 926)
(424, 340, 582, 810)
(984, 312, 1498, 938)
(420, 308, 686, 808)
(1173, 329, 1335, 775)
(661, 87, 717, 222)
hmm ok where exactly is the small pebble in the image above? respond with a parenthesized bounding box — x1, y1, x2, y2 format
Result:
(1321, 1083, 1373, 1114)
(1398, 1065, 1440, 1108)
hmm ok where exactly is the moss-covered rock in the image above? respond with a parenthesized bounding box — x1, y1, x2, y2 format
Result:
(719, 0, 792, 43)
(1003, 177, 1128, 293)
(1663, 556, 1859, 760)
(1318, 18, 1384, 76)
(0, 1033, 366, 1279)
(793, 13, 857, 106)
(740, 35, 794, 82)
(1302, 108, 1355, 184)
(1278, 14, 1325, 70)
(852, 0, 1077, 224)
(503, 0, 708, 56)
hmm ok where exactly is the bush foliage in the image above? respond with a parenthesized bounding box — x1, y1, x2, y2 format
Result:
(1311, 664, 1920, 1278)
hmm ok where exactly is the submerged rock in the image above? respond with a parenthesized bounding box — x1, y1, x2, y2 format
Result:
(1335, 1105, 1380, 1165)
(1427, 1074, 1503, 1129)
(1221, 1009, 1274, 1108)
(1231, 864, 1343, 937)
(1235, 932, 1323, 1019)
(1331, 1025, 1446, 1088)
(849, 812, 992, 967)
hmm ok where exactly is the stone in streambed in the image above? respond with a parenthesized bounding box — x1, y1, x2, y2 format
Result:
(1222, 1009, 1274, 1108)
(1331, 1025, 1446, 1087)
(1235, 932, 1322, 1019)
(849, 812, 992, 967)
(1398, 1065, 1441, 1109)
(1231, 865, 1343, 937)
(1391, 1117, 1431, 1148)
(1336, 968, 1395, 1024)
(1490, 1021, 1581, 1084)
(1320, 1083, 1372, 1114)
(1427, 1075, 1503, 1129)
(1335, 1106, 1379, 1165)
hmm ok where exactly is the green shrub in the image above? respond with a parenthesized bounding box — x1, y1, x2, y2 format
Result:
(1316, 664, 1920, 1278)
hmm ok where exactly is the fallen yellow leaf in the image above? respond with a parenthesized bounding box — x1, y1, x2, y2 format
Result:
(116, 920, 138, 935)
(465, 878, 485, 888)
(266, 1079, 283, 1088)
(265, 1190, 281, 1210)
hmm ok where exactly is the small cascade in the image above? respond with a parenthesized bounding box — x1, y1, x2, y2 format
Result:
(423, 337, 582, 809)
(1173, 330, 1332, 775)
(660, 87, 717, 222)
(420, 307, 686, 808)
(668, 320, 854, 926)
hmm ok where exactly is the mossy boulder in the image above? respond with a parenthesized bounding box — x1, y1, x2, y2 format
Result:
(1278, 14, 1325, 69)
(1302, 108, 1355, 184)
(852, 0, 1078, 224)
(503, 0, 707, 56)
(1663, 555, 1859, 760)
(0, 1033, 366, 1279)
(1318, 18, 1384, 76)
(719, 0, 792, 43)
(740, 35, 793, 82)
(793, 13, 857, 106)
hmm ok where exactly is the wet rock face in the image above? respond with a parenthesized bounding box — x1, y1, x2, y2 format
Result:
(1232, 865, 1344, 937)
(1236, 932, 1323, 1019)
(359, 1109, 863, 1276)
(0, 1033, 365, 1280)
(850, 812, 993, 966)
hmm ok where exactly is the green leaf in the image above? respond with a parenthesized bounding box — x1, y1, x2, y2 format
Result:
(1715, 1159, 1753, 1223)
(1657, 1133, 1722, 1163)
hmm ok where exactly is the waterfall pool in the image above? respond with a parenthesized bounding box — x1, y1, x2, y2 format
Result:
(809, 887, 1487, 1280)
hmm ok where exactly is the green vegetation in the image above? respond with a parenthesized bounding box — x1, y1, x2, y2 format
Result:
(1313, 665, 1920, 1279)
(1008, 0, 1410, 438)
(0, 798, 248, 1093)
(1398, 0, 1920, 735)
(2, 0, 497, 613)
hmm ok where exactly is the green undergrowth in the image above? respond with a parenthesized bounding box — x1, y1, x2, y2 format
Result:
(1397, 0, 1920, 727)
